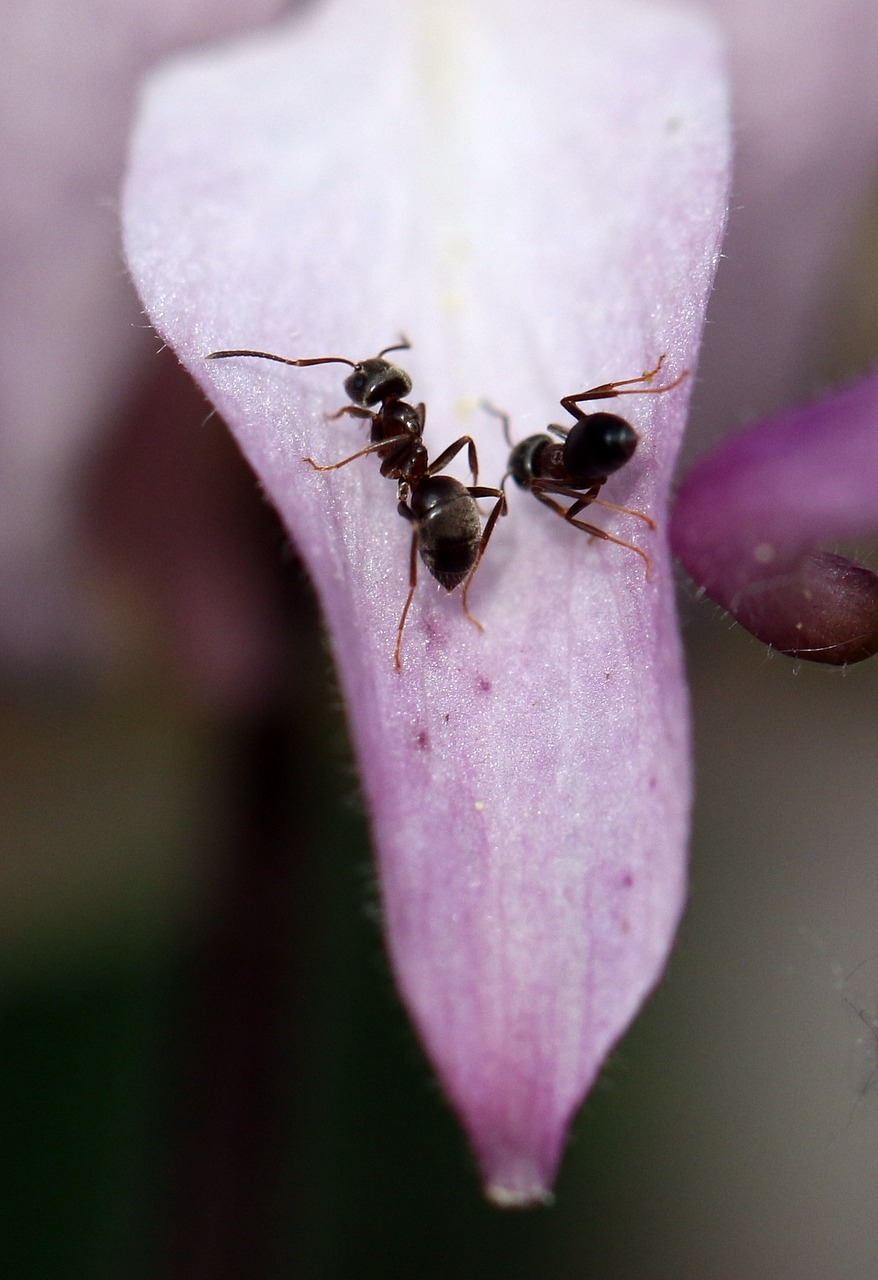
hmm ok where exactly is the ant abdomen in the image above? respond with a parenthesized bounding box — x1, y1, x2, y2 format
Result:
(405, 476, 483, 590)
(507, 412, 637, 491)
(563, 413, 638, 484)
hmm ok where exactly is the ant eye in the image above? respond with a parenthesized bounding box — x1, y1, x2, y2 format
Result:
(565, 412, 637, 482)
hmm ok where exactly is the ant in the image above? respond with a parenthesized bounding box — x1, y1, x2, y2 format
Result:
(394, 438, 506, 670)
(206, 337, 439, 488)
(205, 338, 504, 668)
(483, 354, 688, 577)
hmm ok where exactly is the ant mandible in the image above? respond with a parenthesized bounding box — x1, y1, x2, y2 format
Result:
(484, 354, 688, 577)
(205, 337, 504, 668)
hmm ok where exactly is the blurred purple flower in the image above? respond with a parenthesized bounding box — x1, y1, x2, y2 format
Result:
(0, 0, 292, 689)
(669, 0, 878, 668)
(672, 370, 878, 664)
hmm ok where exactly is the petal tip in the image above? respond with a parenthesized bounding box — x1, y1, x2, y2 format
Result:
(484, 1179, 555, 1211)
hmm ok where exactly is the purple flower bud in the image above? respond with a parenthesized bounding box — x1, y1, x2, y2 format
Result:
(672, 372, 878, 664)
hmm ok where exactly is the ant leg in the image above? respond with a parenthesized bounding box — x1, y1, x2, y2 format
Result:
(560, 356, 689, 414)
(460, 489, 507, 628)
(479, 401, 523, 496)
(304, 433, 411, 471)
(324, 405, 373, 423)
(466, 436, 479, 487)
(531, 480, 656, 529)
(561, 355, 667, 406)
(533, 491, 652, 579)
(468, 485, 508, 502)
(426, 435, 480, 486)
(394, 519, 419, 671)
(480, 401, 514, 447)
(530, 479, 600, 503)
(588, 495, 656, 529)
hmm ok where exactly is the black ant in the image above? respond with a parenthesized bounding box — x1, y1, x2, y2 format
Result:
(205, 338, 504, 668)
(206, 337, 438, 488)
(484, 354, 688, 576)
(394, 438, 506, 670)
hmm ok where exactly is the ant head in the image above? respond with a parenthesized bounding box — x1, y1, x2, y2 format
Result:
(344, 359, 412, 407)
(506, 436, 546, 489)
(564, 412, 638, 483)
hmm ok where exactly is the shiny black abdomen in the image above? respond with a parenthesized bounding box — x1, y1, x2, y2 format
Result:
(409, 477, 481, 588)
(563, 413, 637, 484)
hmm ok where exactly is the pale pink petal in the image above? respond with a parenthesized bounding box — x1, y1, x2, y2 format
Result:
(124, 0, 729, 1201)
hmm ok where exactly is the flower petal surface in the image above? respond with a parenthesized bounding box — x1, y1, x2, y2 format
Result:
(124, 0, 729, 1201)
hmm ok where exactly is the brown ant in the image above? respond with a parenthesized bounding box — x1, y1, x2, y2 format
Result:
(484, 354, 688, 576)
(205, 338, 504, 668)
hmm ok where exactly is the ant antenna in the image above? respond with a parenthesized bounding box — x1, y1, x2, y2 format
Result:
(479, 400, 514, 447)
(205, 349, 357, 370)
(377, 335, 411, 360)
